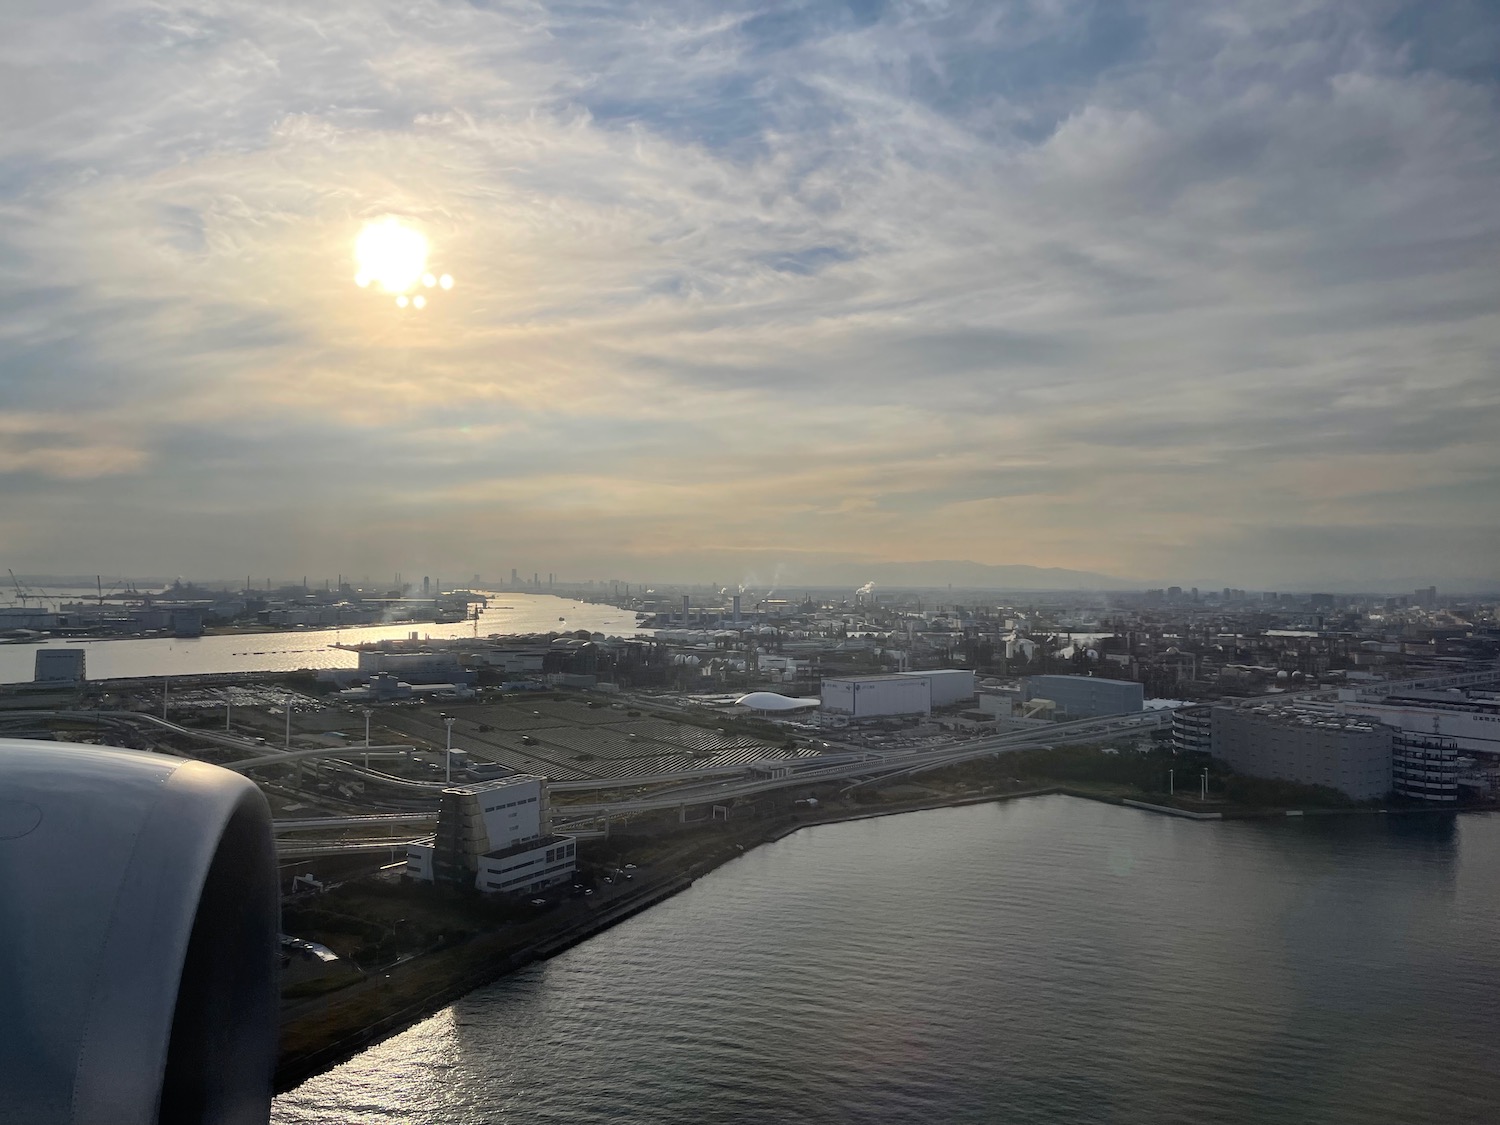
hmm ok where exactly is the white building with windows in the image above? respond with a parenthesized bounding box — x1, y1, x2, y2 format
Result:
(1337, 691, 1500, 759)
(405, 774, 576, 895)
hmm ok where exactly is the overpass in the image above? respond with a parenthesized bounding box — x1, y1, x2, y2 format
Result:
(550, 710, 1167, 821)
(273, 812, 436, 833)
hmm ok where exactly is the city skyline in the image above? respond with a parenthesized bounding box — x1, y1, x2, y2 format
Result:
(2, 1, 1498, 589)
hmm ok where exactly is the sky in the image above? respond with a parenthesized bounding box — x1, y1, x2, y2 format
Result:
(1, 0, 1497, 592)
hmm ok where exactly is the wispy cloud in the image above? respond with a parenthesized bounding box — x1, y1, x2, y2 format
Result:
(0, 0, 1496, 586)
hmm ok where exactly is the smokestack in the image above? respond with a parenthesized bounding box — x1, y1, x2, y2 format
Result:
(682, 595, 690, 624)
(732, 594, 741, 621)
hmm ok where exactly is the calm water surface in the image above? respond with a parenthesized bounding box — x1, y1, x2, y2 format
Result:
(273, 797, 1500, 1124)
(0, 594, 644, 684)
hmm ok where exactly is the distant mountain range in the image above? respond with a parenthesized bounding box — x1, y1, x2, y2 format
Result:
(814, 559, 1137, 591)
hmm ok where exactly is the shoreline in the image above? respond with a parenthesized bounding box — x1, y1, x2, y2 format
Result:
(273, 783, 1481, 1093)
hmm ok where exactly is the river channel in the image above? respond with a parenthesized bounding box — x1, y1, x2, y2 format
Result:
(0, 593, 646, 685)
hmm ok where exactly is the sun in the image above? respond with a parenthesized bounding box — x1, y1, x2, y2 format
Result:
(354, 218, 428, 294)
(352, 218, 456, 310)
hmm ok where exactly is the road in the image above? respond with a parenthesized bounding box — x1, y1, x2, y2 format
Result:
(550, 710, 1167, 824)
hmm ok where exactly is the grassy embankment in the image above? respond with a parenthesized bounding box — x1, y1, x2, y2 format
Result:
(853, 743, 1363, 815)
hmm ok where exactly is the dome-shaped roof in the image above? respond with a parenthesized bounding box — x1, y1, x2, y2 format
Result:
(735, 692, 821, 712)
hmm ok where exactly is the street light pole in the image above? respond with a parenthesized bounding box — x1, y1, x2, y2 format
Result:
(443, 714, 457, 784)
(284, 696, 293, 749)
(363, 707, 373, 769)
(1201, 768, 1208, 801)
(1169, 768, 1174, 797)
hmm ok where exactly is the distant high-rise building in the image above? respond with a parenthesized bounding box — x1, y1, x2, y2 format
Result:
(511, 568, 519, 585)
(423, 576, 430, 596)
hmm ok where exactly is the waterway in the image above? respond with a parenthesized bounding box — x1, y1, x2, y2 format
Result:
(272, 796, 1500, 1124)
(0, 594, 645, 685)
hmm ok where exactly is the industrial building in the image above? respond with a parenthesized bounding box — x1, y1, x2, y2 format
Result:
(1023, 675, 1144, 718)
(356, 649, 475, 685)
(821, 674, 932, 718)
(818, 670, 975, 719)
(1337, 691, 1500, 760)
(405, 775, 576, 895)
(33, 648, 86, 684)
(1211, 706, 1393, 801)
(897, 669, 976, 708)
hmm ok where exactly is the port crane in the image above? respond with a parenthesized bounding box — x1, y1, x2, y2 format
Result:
(7, 568, 34, 607)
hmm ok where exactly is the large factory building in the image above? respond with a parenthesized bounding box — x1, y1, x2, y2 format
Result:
(821, 670, 977, 718)
(1023, 675, 1143, 718)
(821, 674, 932, 718)
(898, 669, 976, 708)
(1211, 706, 1393, 801)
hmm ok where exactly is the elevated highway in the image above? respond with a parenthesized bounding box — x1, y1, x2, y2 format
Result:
(551, 710, 1167, 822)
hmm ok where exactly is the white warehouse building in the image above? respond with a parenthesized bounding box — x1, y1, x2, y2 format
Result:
(406, 774, 577, 895)
(821, 674, 931, 718)
(899, 669, 976, 708)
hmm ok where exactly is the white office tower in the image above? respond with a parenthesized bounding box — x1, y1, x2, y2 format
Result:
(405, 775, 577, 895)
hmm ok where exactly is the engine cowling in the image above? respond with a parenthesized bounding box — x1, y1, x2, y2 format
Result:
(0, 739, 278, 1125)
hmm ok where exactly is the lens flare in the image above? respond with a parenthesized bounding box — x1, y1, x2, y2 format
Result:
(439, 274, 454, 290)
(421, 273, 436, 288)
(396, 295, 409, 308)
(355, 272, 370, 288)
(413, 295, 427, 309)
(355, 218, 428, 293)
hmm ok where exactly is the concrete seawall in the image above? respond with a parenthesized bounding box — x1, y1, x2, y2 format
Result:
(1121, 799, 1224, 820)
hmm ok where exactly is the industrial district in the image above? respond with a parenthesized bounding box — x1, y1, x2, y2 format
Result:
(4, 574, 1498, 1087)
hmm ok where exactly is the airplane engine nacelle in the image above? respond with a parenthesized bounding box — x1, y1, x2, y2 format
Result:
(0, 740, 278, 1125)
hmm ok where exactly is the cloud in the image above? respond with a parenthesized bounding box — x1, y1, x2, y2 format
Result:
(0, 0, 1496, 587)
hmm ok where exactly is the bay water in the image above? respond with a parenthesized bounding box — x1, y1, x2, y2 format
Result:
(273, 795, 1500, 1124)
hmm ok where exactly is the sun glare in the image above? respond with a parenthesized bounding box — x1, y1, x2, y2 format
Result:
(355, 218, 428, 293)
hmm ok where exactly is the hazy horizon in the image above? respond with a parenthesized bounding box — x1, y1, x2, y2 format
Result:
(2, 1, 1497, 590)
(12, 558, 1498, 598)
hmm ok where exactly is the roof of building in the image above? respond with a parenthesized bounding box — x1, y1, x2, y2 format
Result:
(443, 773, 545, 796)
(735, 691, 822, 712)
(821, 674, 928, 685)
